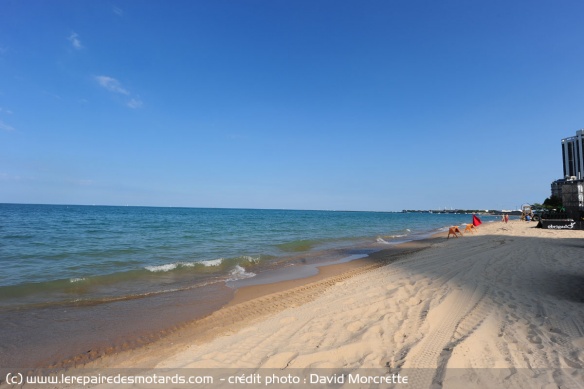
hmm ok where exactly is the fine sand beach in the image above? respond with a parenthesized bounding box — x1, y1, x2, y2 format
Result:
(15, 220, 584, 388)
(5, 2, 584, 389)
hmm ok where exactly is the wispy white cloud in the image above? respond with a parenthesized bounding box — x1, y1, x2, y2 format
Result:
(127, 98, 143, 109)
(95, 75, 144, 109)
(0, 120, 15, 132)
(68, 32, 83, 50)
(94, 75, 130, 95)
(0, 107, 13, 115)
(113, 6, 124, 16)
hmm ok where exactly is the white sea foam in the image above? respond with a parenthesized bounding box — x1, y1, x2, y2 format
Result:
(377, 233, 408, 244)
(69, 277, 86, 283)
(243, 256, 260, 264)
(227, 265, 256, 281)
(201, 258, 224, 267)
(145, 263, 177, 272)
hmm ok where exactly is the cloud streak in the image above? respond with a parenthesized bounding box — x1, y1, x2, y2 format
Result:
(94, 75, 143, 109)
(95, 76, 130, 95)
(0, 120, 15, 132)
(127, 98, 143, 109)
(68, 32, 83, 50)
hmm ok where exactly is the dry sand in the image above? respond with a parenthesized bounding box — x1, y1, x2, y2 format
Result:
(52, 221, 584, 388)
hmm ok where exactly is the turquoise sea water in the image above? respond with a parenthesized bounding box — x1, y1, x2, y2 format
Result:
(0, 204, 495, 309)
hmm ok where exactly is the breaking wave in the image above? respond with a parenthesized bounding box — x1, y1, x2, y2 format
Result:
(227, 265, 256, 281)
(201, 258, 223, 267)
(145, 263, 178, 272)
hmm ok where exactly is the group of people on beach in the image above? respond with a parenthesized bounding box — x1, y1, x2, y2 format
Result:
(501, 214, 509, 223)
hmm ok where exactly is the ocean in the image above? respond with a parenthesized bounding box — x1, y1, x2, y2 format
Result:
(0, 204, 497, 368)
(0, 203, 495, 310)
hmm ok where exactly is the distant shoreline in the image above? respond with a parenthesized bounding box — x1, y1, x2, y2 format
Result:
(0, 202, 509, 214)
(0, 205, 502, 372)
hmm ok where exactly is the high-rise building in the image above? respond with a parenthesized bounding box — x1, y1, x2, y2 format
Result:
(561, 129, 584, 179)
(544, 130, 584, 229)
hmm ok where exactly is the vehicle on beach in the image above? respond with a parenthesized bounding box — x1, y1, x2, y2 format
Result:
(531, 206, 543, 221)
(521, 204, 534, 221)
(534, 209, 571, 221)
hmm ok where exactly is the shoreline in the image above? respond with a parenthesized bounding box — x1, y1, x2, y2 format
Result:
(1, 205, 490, 314)
(75, 234, 443, 372)
(61, 220, 584, 389)
(1, 231, 444, 371)
(227, 235, 441, 307)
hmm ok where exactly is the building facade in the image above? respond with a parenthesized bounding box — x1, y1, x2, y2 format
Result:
(547, 130, 584, 229)
(561, 129, 584, 179)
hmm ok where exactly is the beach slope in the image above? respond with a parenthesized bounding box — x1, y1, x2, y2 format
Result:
(82, 221, 584, 388)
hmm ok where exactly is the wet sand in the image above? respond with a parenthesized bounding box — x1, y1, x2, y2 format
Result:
(1, 234, 436, 371)
(81, 221, 584, 389)
(71, 237, 443, 371)
(0, 282, 234, 369)
(8, 221, 583, 389)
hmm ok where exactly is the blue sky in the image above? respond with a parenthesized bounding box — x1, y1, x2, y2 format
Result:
(1, 0, 583, 211)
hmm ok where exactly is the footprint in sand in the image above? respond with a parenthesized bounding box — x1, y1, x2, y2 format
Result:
(347, 321, 364, 333)
(385, 287, 398, 295)
(393, 330, 408, 344)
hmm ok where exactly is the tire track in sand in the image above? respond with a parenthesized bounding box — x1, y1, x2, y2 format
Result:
(400, 284, 489, 388)
(154, 262, 388, 369)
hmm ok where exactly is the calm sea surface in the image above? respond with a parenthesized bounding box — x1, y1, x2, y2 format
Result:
(0, 204, 496, 310)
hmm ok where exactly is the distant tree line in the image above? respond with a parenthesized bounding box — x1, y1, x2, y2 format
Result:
(401, 210, 485, 214)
